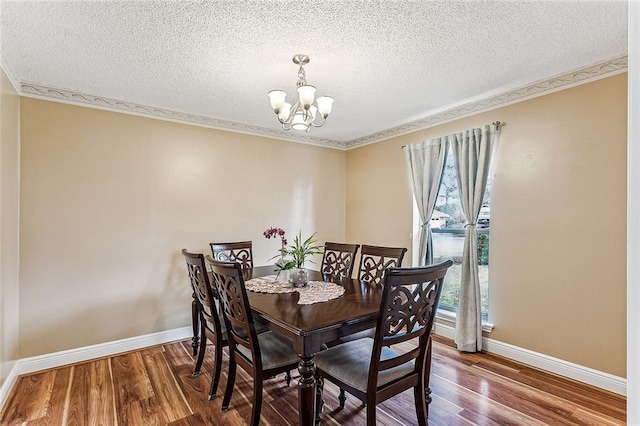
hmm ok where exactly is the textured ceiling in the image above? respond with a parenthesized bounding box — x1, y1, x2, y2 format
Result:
(0, 1, 629, 148)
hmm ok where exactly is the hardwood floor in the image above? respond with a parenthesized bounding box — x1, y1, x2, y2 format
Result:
(0, 335, 625, 425)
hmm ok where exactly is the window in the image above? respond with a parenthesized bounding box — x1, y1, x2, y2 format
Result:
(430, 149, 490, 320)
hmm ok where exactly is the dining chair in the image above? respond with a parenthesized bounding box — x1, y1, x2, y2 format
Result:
(313, 260, 453, 426)
(358, 244, 408, 286)
(207, 257, 300, 426)
(321, 242, 360, 279)
(326, 244, 409, 349)
(181, 249, 228, 400)
(209, 241, 254, 280)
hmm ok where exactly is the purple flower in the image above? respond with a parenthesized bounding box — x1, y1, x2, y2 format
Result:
(264, 227, 288, 249)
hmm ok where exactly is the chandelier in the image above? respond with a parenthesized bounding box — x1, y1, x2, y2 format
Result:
(267, 54, 334, 132)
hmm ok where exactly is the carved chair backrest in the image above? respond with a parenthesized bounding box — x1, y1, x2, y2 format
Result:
(367, 260, 453, 394)
(321, 242, 360, 279)
(210, 241, 254, 281)
(207, 257, 262, 370)
(182, 249, 225, 338)
(358, 245, 407, 286)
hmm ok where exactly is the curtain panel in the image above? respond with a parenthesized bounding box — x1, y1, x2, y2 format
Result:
(450, 124, 498, 352)
(403, 138, 449, 266)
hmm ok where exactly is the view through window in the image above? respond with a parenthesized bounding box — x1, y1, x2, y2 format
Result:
(431, 149, 489, 319)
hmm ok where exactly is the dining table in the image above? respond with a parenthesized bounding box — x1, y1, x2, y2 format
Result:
(247, 265, 384, 426)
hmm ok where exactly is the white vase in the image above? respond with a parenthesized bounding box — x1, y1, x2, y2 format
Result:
(274, 255, 290, 284)
(276, 269, 289, 284)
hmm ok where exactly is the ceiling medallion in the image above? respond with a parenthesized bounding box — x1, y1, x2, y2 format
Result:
(268, 54, 334, 132)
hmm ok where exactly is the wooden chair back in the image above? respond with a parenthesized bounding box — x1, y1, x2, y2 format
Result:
(207, 257, 262, 371)
(182, 249, 230, 399)
(209, 241, 254, 280)
(358, 245, 407, 285)
(321, 242, 360, 279)
(182, 249, 225, 344)
(368, 260, 453, 398)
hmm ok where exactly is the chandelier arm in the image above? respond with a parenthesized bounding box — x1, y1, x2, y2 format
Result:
(277, 112, 293, 125)
(276, 113, 290, 125)
(276, 100, 303, 126)
(289, 101, 302, 123)
(309, 114, 327, 128)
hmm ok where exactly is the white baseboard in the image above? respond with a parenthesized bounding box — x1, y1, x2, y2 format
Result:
(0, 362, 19, 416)
(433, 322, 626, 396)
(17, 326, 192, 376)
(0, 326, 192, 414)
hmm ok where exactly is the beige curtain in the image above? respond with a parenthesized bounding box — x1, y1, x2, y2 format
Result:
(404, 138, 449, 266)
(450, 124, 498, 352)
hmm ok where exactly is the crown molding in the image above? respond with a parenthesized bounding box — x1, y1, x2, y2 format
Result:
(17, 55, 626, 151)
(19, 82, 349, 150)
(344, 54, 628, 149)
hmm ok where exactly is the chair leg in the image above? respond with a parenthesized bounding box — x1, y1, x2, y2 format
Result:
(366, 397, 377, 426)
(208, 338, 224, 400)
(221, 356, 236, 412)
(285, 370, 291, 387)
(191, 297, 200, 356)
(338, 388, 346, 409)
(424, 335, 434, 415)
(249, 375, 264, 426)
(412, 383, 428, 426)
(192, 322, 206, 377)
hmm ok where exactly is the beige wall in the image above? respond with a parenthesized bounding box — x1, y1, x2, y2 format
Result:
(346, 74, 627, 377)
(14, 73, 628, 377)
(0, 68, 20, 385)
(19, 98, 346, 357)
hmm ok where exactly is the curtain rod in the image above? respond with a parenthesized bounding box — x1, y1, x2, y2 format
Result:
(400, 121, 502, 149)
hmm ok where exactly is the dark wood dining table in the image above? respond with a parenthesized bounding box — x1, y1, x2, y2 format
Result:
(247, 266, 383, 426)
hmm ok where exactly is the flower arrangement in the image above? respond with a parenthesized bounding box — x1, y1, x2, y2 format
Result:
(264, 227, 322, 271)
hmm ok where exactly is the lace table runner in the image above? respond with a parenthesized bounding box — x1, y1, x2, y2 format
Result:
(245, 275, 345, 305)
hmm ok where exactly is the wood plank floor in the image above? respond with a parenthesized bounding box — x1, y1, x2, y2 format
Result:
(0, 335, 625, 425)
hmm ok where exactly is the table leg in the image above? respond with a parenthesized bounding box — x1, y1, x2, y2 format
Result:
(315, 376, 324, 425)
(298, 355, 316, 426)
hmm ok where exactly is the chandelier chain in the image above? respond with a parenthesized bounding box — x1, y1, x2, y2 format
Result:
(297, 66, 307, 88)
